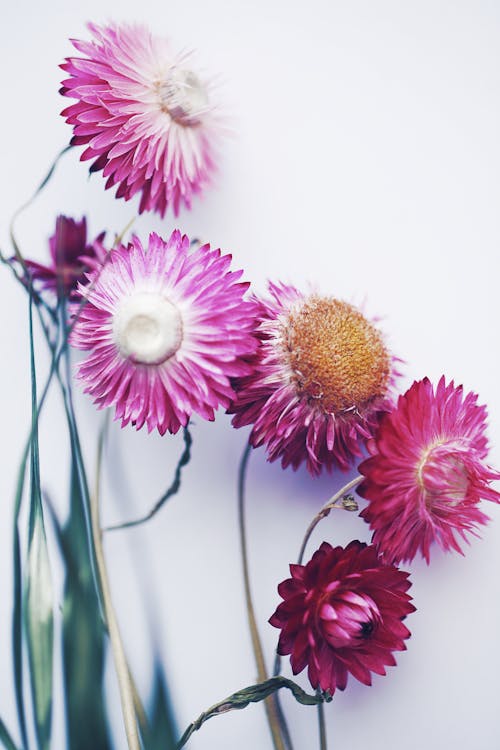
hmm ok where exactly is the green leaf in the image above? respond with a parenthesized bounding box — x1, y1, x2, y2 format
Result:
(12, 448, 29, 750)
(24, 507, 54, 750)
(139, 662, 178, 750)
(58, 459, 112, 750)
(24, 290, 54, 750)
(0, 718, 21, 750)
(177, 676, 329, 748)
(11, 304, 60, 750)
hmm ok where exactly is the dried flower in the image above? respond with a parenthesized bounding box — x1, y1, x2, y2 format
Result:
(70, 230, 256, 434)
(229, 282, 398, 475)
(23, 215, 107, 297)
(359, 377, 500, 564)
(269, 541, 414, 695)
(60, 23, 218, 217)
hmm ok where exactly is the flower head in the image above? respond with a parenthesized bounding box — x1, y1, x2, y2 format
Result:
(359, 377, 500, 564)
(70, 230, 256, 434)
(60, 23, 218, 217)
(229, 282, 398, 475)
(23, 215, 107, 297)
(269, 541, 414, 695)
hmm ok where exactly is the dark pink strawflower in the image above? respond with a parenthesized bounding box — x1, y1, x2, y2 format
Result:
(229, 283, 399, 475)
(269, 541, 414, 695)
(60, 23, 219, 217)
(24, 215, 107, 297)
(359, 377, 500, 564)
(70, 230, 257, 434)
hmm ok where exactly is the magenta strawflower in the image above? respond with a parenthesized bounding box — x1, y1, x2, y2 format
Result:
(60, 23, 218, 217)
(229, 282, 399, 475)
(269, 541, 414, 695)
(70, 230, 256, 434)
(359, 377, 500, 564)
(23, 215, 107, 297)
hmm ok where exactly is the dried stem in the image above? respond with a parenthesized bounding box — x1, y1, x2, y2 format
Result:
(177, 676, 325, 749)
(297, 476, 362, 565)
(317, 699, 327, 750)
(237, 444, 287, 750)
(105, 427, 192, 532)
(89, 416, 141, 750)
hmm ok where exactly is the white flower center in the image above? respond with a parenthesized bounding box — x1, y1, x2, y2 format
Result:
(158, 68, 209, 124)
(113, 292, 183, 365)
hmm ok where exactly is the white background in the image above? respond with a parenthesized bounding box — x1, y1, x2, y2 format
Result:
(1, 1, 500, 749)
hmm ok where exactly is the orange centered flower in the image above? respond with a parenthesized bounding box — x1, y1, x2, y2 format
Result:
(284, 297, 391, 414)
(229, 282, 398, 474)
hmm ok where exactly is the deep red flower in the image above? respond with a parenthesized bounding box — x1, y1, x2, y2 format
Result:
(269, 541, 414, 695)
(359, 377, 500, 564)
(24, 215, 107, 297)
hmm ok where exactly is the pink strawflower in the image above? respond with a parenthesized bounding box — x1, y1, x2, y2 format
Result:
(23, 215, 107, 298)
(60, 23, 218, 217)
(70, 230, 256, 434)
(269, 541, 414, 695)
(359, 377, 500, 564)
(229, 283, 399, 475)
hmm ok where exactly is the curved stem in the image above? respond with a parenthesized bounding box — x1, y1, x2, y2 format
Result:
(238, 444, 286, 750)
(296, 480, 361, 750)
(90, 417, 141, 750)
(271, 476, 362, 724)
(297, 476, 362, 565)
(9, 146, 72, 260)
(104, 426, 192, 532)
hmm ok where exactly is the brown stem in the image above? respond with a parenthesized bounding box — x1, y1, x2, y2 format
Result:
(90, 416, 141, 750)
(297, 476, 362, 565)
(238, 444, 287, 750)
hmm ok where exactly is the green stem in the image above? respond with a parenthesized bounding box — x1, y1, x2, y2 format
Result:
(237, 444, 286, 750)
(9, 146, 72, 264)
(104, 426, 192, 532)
(317, 699, 327, 750)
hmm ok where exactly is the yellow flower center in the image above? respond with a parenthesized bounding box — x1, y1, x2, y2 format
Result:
(283, 297, 391, 414)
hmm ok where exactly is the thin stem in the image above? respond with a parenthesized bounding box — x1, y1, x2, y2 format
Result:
(90, 416, 141, 750)
(296, 478, 362, 750)
(317, 700, 327, 750)
(297, 476, 362, 565)
(238, 444, 286, 750)
(104, 426, 192, 532)
(9, 145, 73, 266)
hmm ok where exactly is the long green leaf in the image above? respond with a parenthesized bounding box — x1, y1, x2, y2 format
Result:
(59, 459, 112, 750)
(0, 718, 21, 750)
(140, 662, 178, 750)
(177, 676, 329, 748)
(11, 306, 60, 750)
(25, 509, 54, 750)
(24, 291, 54, 750)
(12, 447, 29, 750)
